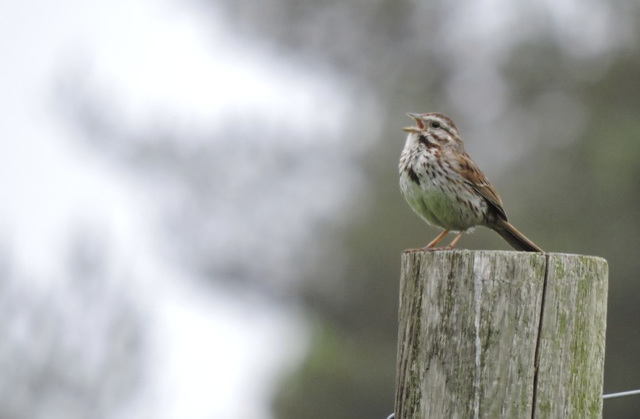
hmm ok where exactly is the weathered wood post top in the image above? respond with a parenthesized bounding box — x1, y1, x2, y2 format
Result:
(394, 250, 608, 419)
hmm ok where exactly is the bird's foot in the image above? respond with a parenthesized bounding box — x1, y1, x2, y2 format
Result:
(404, 246, 443, 253)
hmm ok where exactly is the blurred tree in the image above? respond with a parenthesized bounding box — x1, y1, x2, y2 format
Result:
(0, 232, 142, 419)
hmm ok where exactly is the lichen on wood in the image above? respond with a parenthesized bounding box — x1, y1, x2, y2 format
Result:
(394, 250, 608, 419)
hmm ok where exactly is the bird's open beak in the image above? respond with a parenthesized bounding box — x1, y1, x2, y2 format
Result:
(404, 112, 424, 130)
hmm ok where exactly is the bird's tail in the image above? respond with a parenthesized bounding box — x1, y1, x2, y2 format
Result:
(491, 219, 544, 253)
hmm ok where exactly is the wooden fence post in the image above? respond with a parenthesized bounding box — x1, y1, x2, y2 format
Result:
(394, 250, 608, 419)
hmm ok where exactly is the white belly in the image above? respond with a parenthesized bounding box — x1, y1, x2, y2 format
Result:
(399, 163, 487, 231)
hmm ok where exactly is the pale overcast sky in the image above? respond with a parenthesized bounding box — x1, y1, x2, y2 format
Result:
(0, 0, 326, 417)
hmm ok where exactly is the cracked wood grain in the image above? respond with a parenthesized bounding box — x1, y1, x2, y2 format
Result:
(394, 251, 607, 419)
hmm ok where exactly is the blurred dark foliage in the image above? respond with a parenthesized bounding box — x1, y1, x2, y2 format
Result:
(62, 0, 640, 417)
(207, 1, 640, 417)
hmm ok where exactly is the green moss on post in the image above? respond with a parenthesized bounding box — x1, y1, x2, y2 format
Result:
(394, 251, 608, 419)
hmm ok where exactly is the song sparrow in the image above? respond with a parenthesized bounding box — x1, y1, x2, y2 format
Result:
(399, 112, 543, 252)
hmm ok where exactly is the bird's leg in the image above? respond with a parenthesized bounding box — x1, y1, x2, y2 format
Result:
(426, 230, 449, 249)
(404, 230, 449, 253)
(444, 231, 465, 249)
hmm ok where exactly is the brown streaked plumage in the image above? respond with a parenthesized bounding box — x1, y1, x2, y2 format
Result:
(399, 112, 543, 252)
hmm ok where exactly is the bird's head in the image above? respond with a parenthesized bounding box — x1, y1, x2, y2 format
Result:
(402, 112, 462, 151)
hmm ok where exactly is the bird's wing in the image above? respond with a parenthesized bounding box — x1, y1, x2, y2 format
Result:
(459, 153, 508, 221)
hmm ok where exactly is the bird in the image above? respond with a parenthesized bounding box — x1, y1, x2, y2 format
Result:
(399, 112, 543, 252)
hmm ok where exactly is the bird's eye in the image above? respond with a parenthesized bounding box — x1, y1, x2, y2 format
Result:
(431, 121, 441, 128)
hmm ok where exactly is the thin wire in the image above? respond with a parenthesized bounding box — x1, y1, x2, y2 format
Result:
(388, 243, 630, 413)
(385, 389, 640, 417)
(603, 389, 640, 400)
